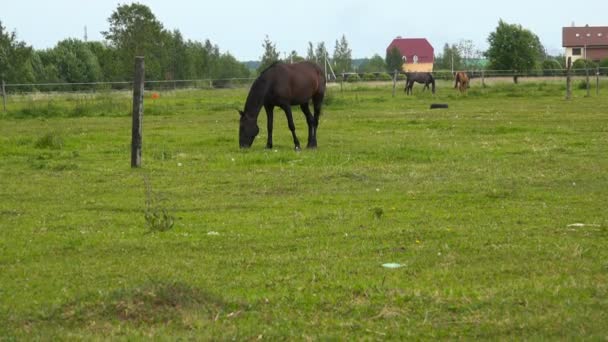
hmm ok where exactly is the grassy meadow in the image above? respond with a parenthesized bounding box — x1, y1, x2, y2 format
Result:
(1, 79, 607, 339)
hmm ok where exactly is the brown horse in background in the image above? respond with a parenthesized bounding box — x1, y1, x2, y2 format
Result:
(238, 61, 326, 150)
(404, 72, 435, 95)
(454, 72, 469, 94)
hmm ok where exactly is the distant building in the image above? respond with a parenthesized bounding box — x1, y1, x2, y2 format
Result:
(562, 25, 608, 63)
(387, 37, 434, 72)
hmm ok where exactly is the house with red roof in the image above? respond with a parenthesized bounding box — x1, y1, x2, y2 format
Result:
(563, 25, 608, 63)
(386, 37, 434, 72)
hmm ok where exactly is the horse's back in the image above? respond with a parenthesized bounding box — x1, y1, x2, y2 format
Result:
(266, 62, 325, 103)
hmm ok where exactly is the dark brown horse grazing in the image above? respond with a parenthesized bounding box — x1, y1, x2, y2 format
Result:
(238, 61, 325, 150)
(404, 72, 435, 95)
(454, 71, 469, 94)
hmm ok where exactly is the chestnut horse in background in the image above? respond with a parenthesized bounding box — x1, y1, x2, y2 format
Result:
(454, 72, 469, 94)
(238, 61, 326, 150)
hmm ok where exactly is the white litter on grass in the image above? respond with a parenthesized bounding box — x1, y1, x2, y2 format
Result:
(567, 223, 600, 228)
(177, 162, 183, 167)
(382, 263, 404, 269)
(207, 231, 220, 236)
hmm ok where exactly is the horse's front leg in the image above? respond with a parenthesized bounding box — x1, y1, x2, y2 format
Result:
(264, 104, 274, 149)
(279, 104, 301, 151)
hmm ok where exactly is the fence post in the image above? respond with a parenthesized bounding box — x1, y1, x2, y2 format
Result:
(585, 65, 590, 97)
(1, 80, 6, 113)
(340, 73, 344, 93)
(392, 70, 397, 97)
(131, 56, 145, 168)
(566, 57, 572, 100)
(596, 66, 600, 96)
(481, 70, 485, 88)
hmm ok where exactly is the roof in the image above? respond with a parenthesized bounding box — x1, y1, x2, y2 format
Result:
(563, 26, 608, 47)
(387, 38, 434, 64)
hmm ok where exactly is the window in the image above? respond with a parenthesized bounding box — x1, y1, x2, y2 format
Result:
(572, 48, 582, 56)
(413, 55, 419, 64)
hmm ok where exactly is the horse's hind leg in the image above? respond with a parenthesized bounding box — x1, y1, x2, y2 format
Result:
(279, 104, 301, 150)
(300, 103, 316, 149)
(311, 93, 324, 147)
(264, 104, 274, 149)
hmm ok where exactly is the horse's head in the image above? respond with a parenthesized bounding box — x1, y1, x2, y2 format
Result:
(238, 110, 259, 148)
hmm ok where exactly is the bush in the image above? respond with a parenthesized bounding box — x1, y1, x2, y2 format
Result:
(377, 73, 392, 81)
(346, 74, 360, 83)
(362, 73, 376, 81)
(599, 59, 608, 74)
(542, 59, 563, 76)
(572, 59, 597, 70)
(577, 80, 590, 90)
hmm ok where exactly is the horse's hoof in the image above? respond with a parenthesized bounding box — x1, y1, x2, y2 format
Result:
(294, 146, 301, 152)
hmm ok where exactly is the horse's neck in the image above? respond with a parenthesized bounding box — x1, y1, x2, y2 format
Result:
(244, 79, 269, 119)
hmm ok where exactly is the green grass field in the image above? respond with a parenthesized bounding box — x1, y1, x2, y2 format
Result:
(1, 80, 607, 339)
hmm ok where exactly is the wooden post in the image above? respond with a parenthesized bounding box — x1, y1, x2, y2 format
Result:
(481, 70, 485, 88)
(1, 80, 6, 112)
(340, 73, 344, 92)
(596, 66, 600, 96)
(131, 57, 145, 168)
(566, 57, 572, 100)
(392, 70, 397, 97)
(585, 65, 590, 97)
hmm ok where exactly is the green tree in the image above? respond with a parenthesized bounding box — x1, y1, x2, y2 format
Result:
(182, 40, 210, 79)
(385, 46, 402, 73)
(332, 35, 352, 74)
(359, 54, 387, 73)
(485, 19, 543, 83)
(306, 42, 316, 62)
(87, 41, 122, 82)
(162, 29, 188, 80)
(435, 43, 463, 71)
(102, 3, 165, 80)
(0, 21, 35, 84)
(286, 50, 304, 64)
(215, 52, 250, 79)
(315, 42, 328, 63)
(456, 39, 475, 68)
(47, 39, 102, 84)
(30, 51, 61, 84)
(258, 35, 279, 73)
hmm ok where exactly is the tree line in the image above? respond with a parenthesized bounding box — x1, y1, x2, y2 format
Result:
(3, 4, 608, 88)
(1, 3, 250, 88)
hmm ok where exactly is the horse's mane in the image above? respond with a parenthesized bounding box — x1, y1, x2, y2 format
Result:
(258, 61, 282, 76)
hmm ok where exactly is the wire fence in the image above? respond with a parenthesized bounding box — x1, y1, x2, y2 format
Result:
(3, 67, 608, 92)
(2, 67, 607, 114)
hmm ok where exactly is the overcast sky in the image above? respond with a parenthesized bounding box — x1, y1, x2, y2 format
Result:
(2, 0, 607, 61)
